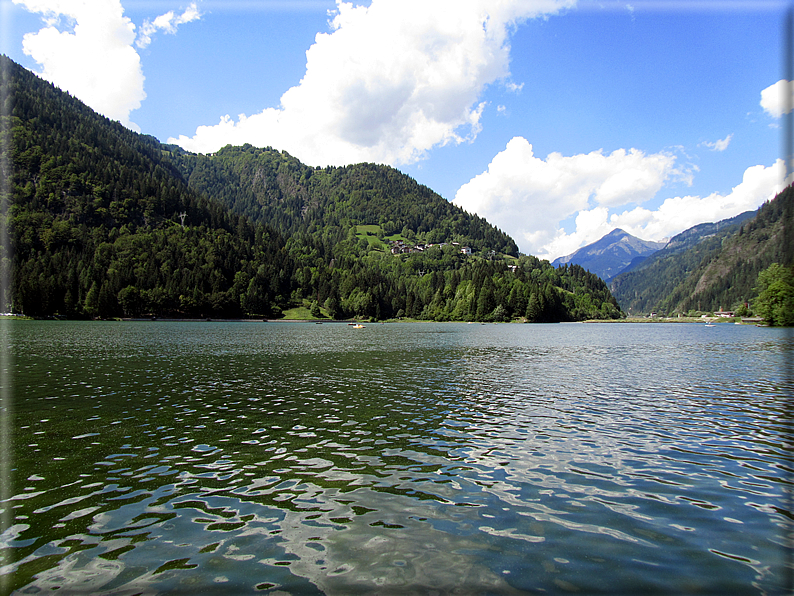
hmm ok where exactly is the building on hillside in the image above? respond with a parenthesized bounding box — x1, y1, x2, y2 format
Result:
(390, 240, 429, 254)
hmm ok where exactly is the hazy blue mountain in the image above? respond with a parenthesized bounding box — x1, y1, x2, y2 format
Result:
(552, 229, 666, 280)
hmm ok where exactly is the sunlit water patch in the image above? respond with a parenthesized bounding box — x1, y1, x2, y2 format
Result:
(1, 321, 791, 594)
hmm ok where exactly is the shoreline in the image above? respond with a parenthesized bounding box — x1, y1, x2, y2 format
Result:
(4, 316, 765, 325)
(582, 317, 759, 324)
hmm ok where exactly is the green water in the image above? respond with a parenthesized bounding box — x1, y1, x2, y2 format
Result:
(1, 320, 791, 594)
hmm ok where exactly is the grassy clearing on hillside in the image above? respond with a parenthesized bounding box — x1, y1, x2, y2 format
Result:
(279, 305, 330, 320)
(355, 225, 387, 250)
(355, 224, 382, 235)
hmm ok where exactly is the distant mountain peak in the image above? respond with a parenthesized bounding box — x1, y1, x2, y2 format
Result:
(552, 229, 665, 280)
(608, 200, 784, 316)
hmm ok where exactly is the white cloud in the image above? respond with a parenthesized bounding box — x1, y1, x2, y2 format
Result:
(700, 133, 732, 152)
(760, 79, 794, 119)
(170, 0, 575, 164)
(14, 0, 145, 130)
(452, 136, 679, 258)
(607, 159, 788, 241)
(453, 137, 787, 261)
(137, 3, 201, 49)
(14, 0, 201, 131)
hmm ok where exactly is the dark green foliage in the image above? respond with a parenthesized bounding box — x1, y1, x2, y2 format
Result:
(2, 55, 622, 323)
(3, 55, 293, 318)
(167, 144, 519, 257)
(752, 263, 794, 326)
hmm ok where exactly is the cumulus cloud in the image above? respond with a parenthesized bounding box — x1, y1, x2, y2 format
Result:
(170, 0, 575, 164)
(453, 136, 680, 258)
(137, 3, 201, 49)
(760, 79, 794, 119)
(453, 137, 787, 261)
(14, 0, 145, 130)
(607, 159, 788, 241)
(700, 133, 732, 152)
(14, 0, 201, 131)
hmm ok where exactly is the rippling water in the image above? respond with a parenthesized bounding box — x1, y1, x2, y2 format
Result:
(1, 320, 792, 595)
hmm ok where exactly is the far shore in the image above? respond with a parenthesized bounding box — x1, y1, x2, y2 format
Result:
(3, 315, 766, 325)
(582, 316, 761, 324)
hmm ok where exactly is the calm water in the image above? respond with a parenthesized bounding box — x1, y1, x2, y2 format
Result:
(0, 320, 791, 595)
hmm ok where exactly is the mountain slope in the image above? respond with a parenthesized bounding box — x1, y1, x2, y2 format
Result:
(552, 228, 665, 280)
(167, 144, 519, 256)
(655, 210, 756, 255)
(2, 55, 294, 318)
(2, 55, 621, 322)
(609, 188, 792, 315)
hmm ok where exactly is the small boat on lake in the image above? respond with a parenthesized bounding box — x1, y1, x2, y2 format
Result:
(352, 323, 365, 329)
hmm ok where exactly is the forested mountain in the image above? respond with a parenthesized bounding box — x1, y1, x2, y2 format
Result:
(2, 56, 293, 319)
(551, 228, 666, 281)
(611, 211, 756, 282)
(167, 144, 518, 256)
(1, 55, 621, 322)
(653, 210, 755, 256)
(610, 186, 793, 315)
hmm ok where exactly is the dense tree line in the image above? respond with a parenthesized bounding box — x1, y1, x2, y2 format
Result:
(2, 56, 294, 318)
(752, 263, 794, 326)
(1, 56, 621, 322)
(662, 186, 793, 315)
(282, 236, 620, 322)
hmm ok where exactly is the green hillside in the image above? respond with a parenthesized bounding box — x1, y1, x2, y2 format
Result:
(167, 144, 518, 256)
(2, 56, 293, 319)
(610, 185, 793, 316)
(1, 55, 621, 322)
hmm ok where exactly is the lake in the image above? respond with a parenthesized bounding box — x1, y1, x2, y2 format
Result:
(0, 320, 791, 595)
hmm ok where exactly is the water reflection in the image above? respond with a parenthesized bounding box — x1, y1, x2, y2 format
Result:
(2, 321, 791, 594)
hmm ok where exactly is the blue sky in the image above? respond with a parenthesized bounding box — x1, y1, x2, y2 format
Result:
(3, 0, 791, 260)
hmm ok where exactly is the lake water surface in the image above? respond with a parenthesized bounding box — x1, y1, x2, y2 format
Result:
(1, 320, 791, 595)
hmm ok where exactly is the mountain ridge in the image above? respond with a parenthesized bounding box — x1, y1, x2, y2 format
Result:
(552, 228, 666, 280)
(609, 192, 791, 315)
(1, 55, 622, 323)
(166, 143, 519, 256)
